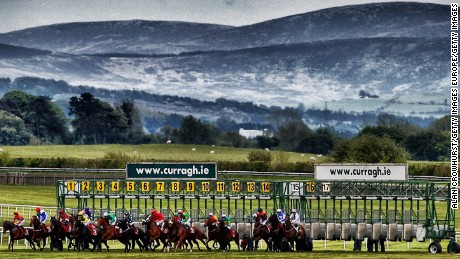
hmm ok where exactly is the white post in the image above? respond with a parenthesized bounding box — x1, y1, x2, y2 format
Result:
(343, 240, 346, 250)
(324, 239, 327, 250)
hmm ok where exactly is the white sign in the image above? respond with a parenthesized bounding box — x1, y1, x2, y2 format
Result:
(283, 182, 304, 196)
(322, 183, 331, 192)
(315, 164, 408, 181)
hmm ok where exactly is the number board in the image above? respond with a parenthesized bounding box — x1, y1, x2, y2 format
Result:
(111, 181, 120, 191)
(81, 181, 90, 192)
(201, 182, 210, 192)
(231, 182, 241, 192)
(247, 182, 255, 192)
(261, 182, 270, 193)
(67, 181, 76, 191)
(156, 182, 165, 192)
(186, 182, 195, 192)
(141, 182, 150, 192)
(306, 182, 315, 193)
(216, 182, 225, 192)
(126, 181, 135, 192)
(96, 181, 105, 191)
(171, 182, 180, 192)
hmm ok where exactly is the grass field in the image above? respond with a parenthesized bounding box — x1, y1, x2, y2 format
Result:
(0, 144, 323, 163)
(0, 185, 458, 257)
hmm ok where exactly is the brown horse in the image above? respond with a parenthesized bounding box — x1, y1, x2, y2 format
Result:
(96, 216, 132, 252)
(2, 221, 36, 252)
(144, 217, 170, 251)
(49, 216, 76, 251)
(284, 216, 304, 251)
(204, 217, 240, 251)
(267, 214, 286, 252)
(30, 215, 52, 251)
(169, 217, 210, 252)
(252, 214, 272, 251)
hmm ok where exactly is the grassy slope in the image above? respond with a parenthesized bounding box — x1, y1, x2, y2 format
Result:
(0, 144, 322, 163)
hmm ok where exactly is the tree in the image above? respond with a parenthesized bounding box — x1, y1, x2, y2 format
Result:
(255, 135, 280, 149)
(342, 134, 410, 163)
(0, 91, 69, 144)
(404, 131, 449, 161)
(178, 115, 220, 145)
(69, 92, 129, 144)
(0, 110, 31, 145)
(268, 107, 302, 130)
(277, 120, 312, 151)
(117, 100, 145, 143)
(296, 127, 336, 154)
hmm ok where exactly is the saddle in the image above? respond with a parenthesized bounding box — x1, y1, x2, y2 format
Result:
(130, 225, 138, 235)
(88, 223, 98, 236)
(228, 229, 236, 238)
(41, 224, 48, 233)
(61, 222, 71, 232)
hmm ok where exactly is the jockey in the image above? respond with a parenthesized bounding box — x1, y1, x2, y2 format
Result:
(220, 214, 231, 231)
(103, 212, 117, 226)
(177, 209, 193, 233)
(257, 208, 268, 225)
(35, 207, 48, 224)
(84, 207, 92, 220)
(289, 209, 300, 233)
(123, 212, 134, 226)
(12, 211, 27, 235)
(173, 212, 181, 222)
(58, 209, 71, 232)
(104, 212, 120, 232)
(77, 211, 90, 226)
(276, 209, 286, 225)
(208, 212, 218, 225)
(149, 209, 165, 228)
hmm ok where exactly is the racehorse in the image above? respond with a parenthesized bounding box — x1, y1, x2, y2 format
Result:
(49, 216, 76, 251)
(30, 215, 52, 251)
(143, 217, 170, 252)
(168, 217, 210, 252)
(72, 219, 101, 252)
(284, 216, 306, 251)
(267, 214, 286, 252)
(252, 214, 272, 251)
(214, 218, 240, 251)
(2, 221, 36, 252)
(96, 216, 132, 252)
(116, 219, 149, 251)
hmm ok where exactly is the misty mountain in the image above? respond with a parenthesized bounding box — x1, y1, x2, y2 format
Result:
(0, 20, 233, 55)
(0, 2, 450, 132)
(188, 2, 449, 52)
(0, 36, 448, 107)
(0, 2, 448, 55)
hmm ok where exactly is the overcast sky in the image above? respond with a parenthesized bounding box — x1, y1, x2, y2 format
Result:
(0, 0, 452, 33)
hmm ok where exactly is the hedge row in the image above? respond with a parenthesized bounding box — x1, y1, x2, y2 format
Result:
(0, 154, 451, 177)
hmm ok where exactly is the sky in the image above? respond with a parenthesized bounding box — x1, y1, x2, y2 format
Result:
(0, 0, 453, 33)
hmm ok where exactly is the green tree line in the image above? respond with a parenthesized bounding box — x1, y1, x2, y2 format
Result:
(0, 91, 451, 163)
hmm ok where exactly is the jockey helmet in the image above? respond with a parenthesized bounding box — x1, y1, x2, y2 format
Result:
(276, 209, 282, 213)
(178, 209, 183, 214)
(221, 214, 226, 218)
(84, 207, 89, 211)
(59, 209, 64, 214)
(257, 208, 262, 212)
(174, 213, 179, 216)
(209, 212, 214, 216)
(78, 211, 83, 216)
(103, 212, 108, 217)
(292, 209, 297, 213)
(13, 211, 18, 215)
(151, 209, 157, 214)
(36, 207, 41, 212)
(252, 213, 257, 218)
(125, 212, 129, 216)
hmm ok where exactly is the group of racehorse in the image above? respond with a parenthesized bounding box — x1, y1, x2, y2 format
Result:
(2, 212, 313, 252)
(252, 214, 313, 252)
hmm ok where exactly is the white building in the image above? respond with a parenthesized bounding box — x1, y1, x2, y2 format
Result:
(239, 128, 272, 138)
